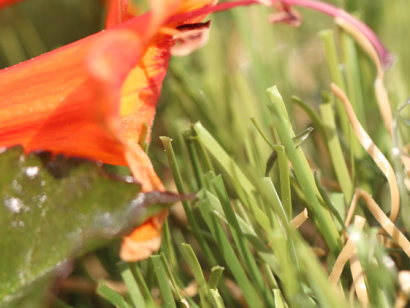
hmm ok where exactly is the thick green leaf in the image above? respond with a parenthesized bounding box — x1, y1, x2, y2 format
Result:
(0, 146, 179, 305)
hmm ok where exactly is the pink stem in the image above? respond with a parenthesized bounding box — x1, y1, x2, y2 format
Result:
(167, 0, 393, 68)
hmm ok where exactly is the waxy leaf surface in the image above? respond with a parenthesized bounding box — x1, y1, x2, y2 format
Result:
(0, 146, 176, 305)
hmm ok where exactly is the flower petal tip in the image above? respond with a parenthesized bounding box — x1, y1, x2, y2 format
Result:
(119, 211, 168, 262)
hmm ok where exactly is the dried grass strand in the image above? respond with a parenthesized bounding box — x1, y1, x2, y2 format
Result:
(331, 84, 400, 227)
(290, 208, 308, 229)
(350, 218, 368, 307)
(328, 215, 366, 285)
(355, 189, 410, 258)
(335, 18, 392, 135)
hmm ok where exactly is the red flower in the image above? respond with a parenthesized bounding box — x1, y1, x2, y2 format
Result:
(0, 0, 216, 261)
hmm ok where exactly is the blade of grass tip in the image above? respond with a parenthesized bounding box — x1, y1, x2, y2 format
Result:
(212, 176, 276, 307)
(160, 252, 182, 301)
(97, 281, 134, 308)
(208, 266, 225, 290)
(267, 86, 342, 256)
(118, 262, 146, 308)
(210, 289, 226, 308)
(129, 263, 156, 308)
(291, 96, 329, 152)
(250, 117, 275, 150)
(151, 255, 177, 308)
(182, 130, 204, 190)
(273, 289, 288, 308)
(198, 199, 264, 308)
(160, 136, 218, 267)
(275, 145, 292, 219)
(318, 30, 350, 140)
(314, 172, 347, 232)
(181, 244, 211, 308)
(320, 102, 354, 203)
(138, 123, 150, 149)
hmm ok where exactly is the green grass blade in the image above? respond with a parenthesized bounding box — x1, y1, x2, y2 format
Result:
(208, 266, 225, 290)
(275, 145, 292, 219)
(160, 136, 217, 267)
(198, 199, 263, 308)
(129, 263, 156, 308)
(117, 262, 146, 308)
(209, 289, 226, 308)
(160, 252, 182, 301)
(250, 117, 275, 150)
(273, 289, 288, 308)
(320, 103, 353, 203)
(151, 255, 176, 308)
(314, 172, 347, 232)
(97, 281, 133, 308)
(211, 176, 275, 307)
(194, 123, 271, 232)
(267, 86, 342, 256)
(181, 244, 211, 308)
(182, 131, 204, 190)
(318, 30, 350, 139)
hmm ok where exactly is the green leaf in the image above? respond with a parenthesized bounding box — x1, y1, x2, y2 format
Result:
(0, 146, 179, 305)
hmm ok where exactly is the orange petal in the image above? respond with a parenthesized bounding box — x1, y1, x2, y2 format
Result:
(120, 210, 168, 262)
(0, 28, 141, 166)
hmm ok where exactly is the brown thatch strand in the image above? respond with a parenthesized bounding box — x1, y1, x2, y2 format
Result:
(336, 17, 410, 179)
(335, 18, 392, 135)
(290, 208, 308, 229)
(350, 217, 369, 307)
(355, 189, 410, 257)
(328, 215, 366, 285)
(331, 84, 400, 227)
